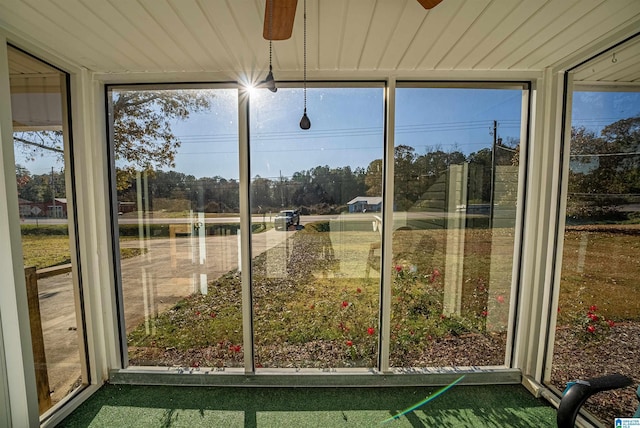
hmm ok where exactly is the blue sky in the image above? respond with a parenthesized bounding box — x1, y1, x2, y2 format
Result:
(171, 86, 525, 180)
(15, 88, 640, 180)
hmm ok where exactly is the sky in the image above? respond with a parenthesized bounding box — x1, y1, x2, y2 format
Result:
(170, 86, 525, 180)
(13, 87, 640, 181)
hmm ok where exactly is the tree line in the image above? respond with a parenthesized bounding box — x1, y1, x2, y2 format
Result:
(110, 141, 518, 215)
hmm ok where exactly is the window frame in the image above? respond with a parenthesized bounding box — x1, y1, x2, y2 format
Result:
(104, 79, 532, 386)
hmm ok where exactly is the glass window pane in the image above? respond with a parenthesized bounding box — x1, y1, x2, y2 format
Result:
(250, 86, 384, 369)
(391, 86, 523, 367)
(109, 87, 243, 368)
(10, 45, 87, 413)
(549, 90, 640, 423)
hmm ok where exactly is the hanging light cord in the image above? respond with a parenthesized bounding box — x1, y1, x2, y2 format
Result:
(299, 0, 310, 129)
(303, 0, 307, 113)
(269, 0, 273, 70)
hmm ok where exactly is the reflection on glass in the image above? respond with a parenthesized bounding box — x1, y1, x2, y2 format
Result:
(390, 87, 523, 367)
(250, 87, 383, 368)
(10, 46, 86, 413)
(550, 90, 640, 423)
(110, 88, 244, 368)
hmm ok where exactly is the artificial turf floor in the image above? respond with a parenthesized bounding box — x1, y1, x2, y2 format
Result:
(58, 383, 557, 427)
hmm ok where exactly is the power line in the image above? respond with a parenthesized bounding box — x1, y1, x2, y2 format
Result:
(175, 119, 523, 144)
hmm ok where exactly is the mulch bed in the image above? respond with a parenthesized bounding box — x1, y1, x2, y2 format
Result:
(550, 322, 640, 423)
(129, 323, 639, 423)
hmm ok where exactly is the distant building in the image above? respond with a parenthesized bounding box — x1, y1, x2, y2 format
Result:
(347, 196, 383, 213)
(118, 201, 137, 214)
(18, 198, 33, 218)
(18, 197, 68, 218)
(48, 198, 67, 218)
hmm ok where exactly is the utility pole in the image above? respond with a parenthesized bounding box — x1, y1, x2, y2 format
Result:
(489, 120, 497, 229)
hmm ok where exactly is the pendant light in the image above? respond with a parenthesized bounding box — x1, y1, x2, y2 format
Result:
(263, 0, 277, 92)
(299, 0, 310, 129)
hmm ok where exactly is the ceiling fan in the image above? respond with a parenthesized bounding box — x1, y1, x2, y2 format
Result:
(262, 0, 443, 40)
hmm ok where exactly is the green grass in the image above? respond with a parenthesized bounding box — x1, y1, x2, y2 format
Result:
(22, 234, 146, 269)
(22, 235, 72, 269)
(558, 225, 640, 323)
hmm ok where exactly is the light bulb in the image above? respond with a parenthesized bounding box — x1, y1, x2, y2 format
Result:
(264, 67, 277, 93)
(300, 110, 311, 130)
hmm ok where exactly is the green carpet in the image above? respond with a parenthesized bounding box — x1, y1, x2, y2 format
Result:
(58, 384, 556, 427)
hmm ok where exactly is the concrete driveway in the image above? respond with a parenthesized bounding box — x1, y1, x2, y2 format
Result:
(35, 227, 289, 407)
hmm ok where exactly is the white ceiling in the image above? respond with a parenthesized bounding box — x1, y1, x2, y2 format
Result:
(1, 0, 640, 83)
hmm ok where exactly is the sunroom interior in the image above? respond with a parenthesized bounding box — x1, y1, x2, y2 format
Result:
(1, 0, 639, 427)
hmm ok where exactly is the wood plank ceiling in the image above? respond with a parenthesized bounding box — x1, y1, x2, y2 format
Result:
(1, 0, 639, 83)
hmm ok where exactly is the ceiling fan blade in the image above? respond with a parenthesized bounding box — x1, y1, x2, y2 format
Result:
(416, 0, 443, 9)
(263, 0, 298, 41)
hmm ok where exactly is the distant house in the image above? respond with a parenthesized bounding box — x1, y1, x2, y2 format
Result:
(18, 198, 33, 218)
(347, 196, 383, 213)
(18, 197, 68, 218)
(48, 198, 68, 218)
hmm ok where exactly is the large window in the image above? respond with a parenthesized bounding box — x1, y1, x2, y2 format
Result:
(9, 46, 87, 414)
(108, 82, 528, 373)
(547, 89, 640, 423)
(391, 85, 525, 367)
(109, 87, 243, 369)
(249, 85, 384, 369)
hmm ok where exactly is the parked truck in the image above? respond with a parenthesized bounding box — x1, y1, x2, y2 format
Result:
(274, 209, 300, 231)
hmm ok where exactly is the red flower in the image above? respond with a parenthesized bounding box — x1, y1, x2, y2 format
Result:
(341, 301, 349, 308)
(210, 312, 216, 318)
(395, 265, 402, 272)
(195, 311, 201, 316)
(356, 287, 362, 293)
(481, 310, 488, 317)
(367, 327, 375, 335)
(432, 268, 441, 277)
(588, 313, 599, 321)
(346, 340, 353, 346)
(589, 305, 598, 312)
(587, 325, 596, 334)
(496, 295, 505, 304)
(229, 345, 242, 352)
(607, 320, 615, 328)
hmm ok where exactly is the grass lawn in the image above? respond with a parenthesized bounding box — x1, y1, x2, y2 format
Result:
(22, 234, 145, 269)
(558, 225, 640, 323)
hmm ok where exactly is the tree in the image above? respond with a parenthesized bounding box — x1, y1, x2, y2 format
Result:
(112, 90, 213, 190)
(567, 117, 640, 219)
(14, 131, 64, 163)
(365, 159, 383, 197)
(15, 164, 31, 194)
(14, 90, 214, 192)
